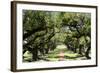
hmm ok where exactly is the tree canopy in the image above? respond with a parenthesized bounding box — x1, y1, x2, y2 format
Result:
(23, 10, 91, 62)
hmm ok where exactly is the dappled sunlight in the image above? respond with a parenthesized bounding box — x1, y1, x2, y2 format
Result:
(23, 10, 91, 62)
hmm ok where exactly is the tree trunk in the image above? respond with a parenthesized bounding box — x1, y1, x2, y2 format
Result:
(79, 45, 83, 55)
(74, 48, 77, 53)
(85, 46, 91, 59)
(32, 48, 38, 61)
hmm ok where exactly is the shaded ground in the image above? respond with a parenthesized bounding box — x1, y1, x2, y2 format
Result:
(23, 44, 87, 62)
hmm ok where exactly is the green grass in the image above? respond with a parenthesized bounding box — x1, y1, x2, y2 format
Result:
(46, 58, 59, 61)
(45, 47, 84, 61)
(23, 45, 87, 62)
(64, 53, 79, 57)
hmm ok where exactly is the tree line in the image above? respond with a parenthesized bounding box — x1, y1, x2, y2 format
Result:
(23, 10, 91, 61)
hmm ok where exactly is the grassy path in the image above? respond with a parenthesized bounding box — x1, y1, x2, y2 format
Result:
(23, 44, 87, 62)
(44, 44, 87, 61)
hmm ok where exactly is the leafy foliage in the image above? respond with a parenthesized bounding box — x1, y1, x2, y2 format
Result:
(23, 10, 91, 62)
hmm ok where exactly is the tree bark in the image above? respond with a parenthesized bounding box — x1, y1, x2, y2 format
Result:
(32, 48, 38, 61)
(78, 45, 83, 55)
(85, 46, 91, 59)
